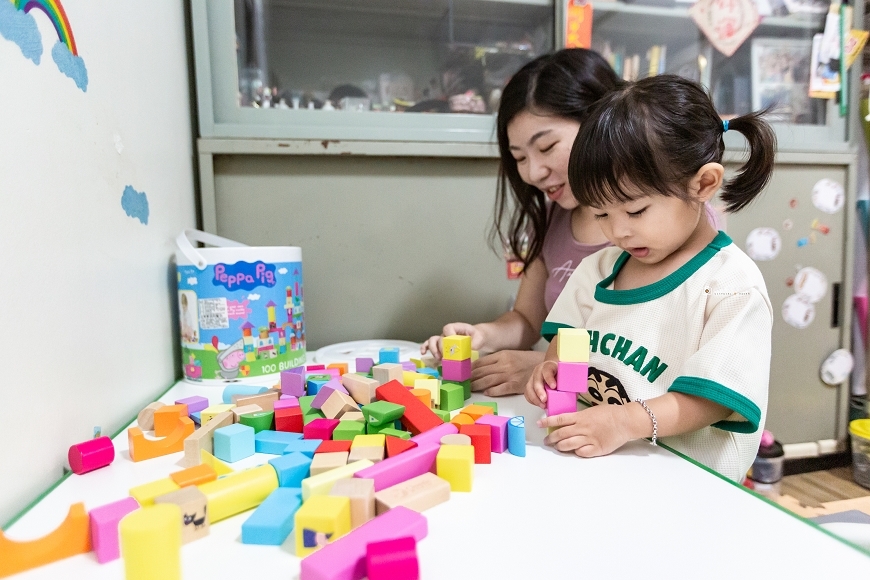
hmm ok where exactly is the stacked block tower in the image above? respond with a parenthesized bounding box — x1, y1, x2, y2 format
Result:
(548, 328, 590, 418)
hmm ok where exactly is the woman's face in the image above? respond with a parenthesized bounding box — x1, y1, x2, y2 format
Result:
(507, 110, 581, 210)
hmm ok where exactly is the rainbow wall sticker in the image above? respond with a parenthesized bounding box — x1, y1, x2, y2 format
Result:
(0, 0, 88, 91)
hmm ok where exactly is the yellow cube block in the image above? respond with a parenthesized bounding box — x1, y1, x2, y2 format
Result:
(443, 335, 472, 361)
(557, 328, 590, 363)
(415, 378, 441, 406)
(402, 370, 430, 387)
(410, 358, 425, 369)
(129, 478, 180, 507)
(301, 459, 374, 500)
(201, 404, 235, 424)
(120, 504, 182, 580)
(471, 350, 479, 362)
(294, 495, 352, 557)
(351, 434, 386, 449)
(436, 445, 474, 492)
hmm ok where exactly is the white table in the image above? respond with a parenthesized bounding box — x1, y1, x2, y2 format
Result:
(7, 379, 870, 579)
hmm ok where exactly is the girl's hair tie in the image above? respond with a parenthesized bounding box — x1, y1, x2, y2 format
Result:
(722, 120, 729, 132)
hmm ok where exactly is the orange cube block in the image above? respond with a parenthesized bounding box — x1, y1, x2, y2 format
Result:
(169, 463, 217, 488)
(153, 404, 188, 437)
(450, 413, 475, 429)
(459, 404, 494, 422)
(327, 362, 349, 376)
(409, 389, 431, 408)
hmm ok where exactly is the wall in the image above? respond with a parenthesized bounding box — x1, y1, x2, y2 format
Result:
(0, 1, 196, 524)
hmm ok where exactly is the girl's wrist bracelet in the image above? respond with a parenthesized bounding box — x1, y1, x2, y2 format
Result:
(635, 399, 658, 446)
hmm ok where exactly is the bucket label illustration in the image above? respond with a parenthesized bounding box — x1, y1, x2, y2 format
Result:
(177, 260, 305, 382)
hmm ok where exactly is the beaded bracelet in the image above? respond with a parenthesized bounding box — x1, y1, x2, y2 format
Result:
(635, 399, 658, 446)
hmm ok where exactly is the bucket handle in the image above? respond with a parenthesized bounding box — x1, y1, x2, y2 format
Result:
(176, 229, 248, 271)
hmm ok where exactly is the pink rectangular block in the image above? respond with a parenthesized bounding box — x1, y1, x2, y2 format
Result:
(547, 389, 577, 416)
(303, 418, 340, 440)
(409, 422, 457, 447)
(89, 496, 139, 563)
(281, 370, 305, 397)
(475, 414, 510, 453)
(324, 368, 341, 379)
(275, 397, 300, 410)
(355, 357, 374, 374)
(311, 383, 348, 410)
(441, 358, 471, 381)
(353, 444, 439, 491)
(556, 361, 588, 393)
(367, 536, 418, 580)
(300, 507, 428, 580)
(307, 365, 326, 371)
(175, 395, 209, 414)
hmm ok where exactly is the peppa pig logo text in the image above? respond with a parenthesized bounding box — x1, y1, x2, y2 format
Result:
(213, 261, 277, 291)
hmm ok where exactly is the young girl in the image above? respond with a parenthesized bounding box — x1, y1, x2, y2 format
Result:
(526, 74, 775, 483)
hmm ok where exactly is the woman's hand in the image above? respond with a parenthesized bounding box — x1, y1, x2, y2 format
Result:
(525, 360, 558, 408)
(538, 404, 634, 458)
(471, 350, 544, 397)
(420, 322, 484, 360)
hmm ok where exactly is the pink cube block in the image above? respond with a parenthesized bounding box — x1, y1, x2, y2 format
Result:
(546, 389, 578, 416)
(366, 536, 419, 580)
(89, 496, 139, 563)
(175, 395, 209, 414)
(323, 368, 341, 379)
(275, 397, 300, 410)
(441, 358, 471, 381)
(556, 361, 588, 393)
(281, 370, 306, 397)
(300, 507, 427, 580)
(353, 444, 439, 491)
(68, 436, 115, 475)
(475, 414, 510, 453)
(303, 418, 340, 440)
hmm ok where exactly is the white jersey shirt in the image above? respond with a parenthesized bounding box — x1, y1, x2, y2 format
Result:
(543, 231, 772, 482)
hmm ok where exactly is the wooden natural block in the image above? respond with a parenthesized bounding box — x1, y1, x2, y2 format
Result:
(374, 472, 450, 515)
(348, 445, 385, 463)
(341, 373, 381, 405)
(136, 401, 166, 431)
(329, 477, 376, 529)
(310, 451, 349, 476)
(340, 411, 365, 422)
(232, 404, 263, 422)
(321, 391, 360, 420)
(154, 486, 209, 544)
(372, 363, 404, 386)
(179, 411, 234, 468)
(440, 434, 471, 446)
(232, 390, 279, 412)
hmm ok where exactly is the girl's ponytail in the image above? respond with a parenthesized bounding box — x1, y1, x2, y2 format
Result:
(719, 111, 777, 212)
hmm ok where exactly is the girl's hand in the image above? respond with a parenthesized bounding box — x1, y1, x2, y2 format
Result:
(538, 404, 634, 458)
(524, 360, 558, 409)
(470, 350, 544, 397)
(420, 322, 483, 360)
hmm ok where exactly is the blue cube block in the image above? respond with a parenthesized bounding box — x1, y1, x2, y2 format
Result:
(379, 347, 400, 364)
(306, 377, 330, 396)
(255, 430, 303, 455)
(269, 452, 312, 487)
(241, 487, 303, 545)
(213, 423, 255, 463)
(282, 439, 322, 458)
(417, 367, 440, 379)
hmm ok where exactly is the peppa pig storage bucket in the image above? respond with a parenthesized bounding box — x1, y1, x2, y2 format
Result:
(175, 229, 305, 385)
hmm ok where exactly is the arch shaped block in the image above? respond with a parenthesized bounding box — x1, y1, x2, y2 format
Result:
(0, 503, 91, 578)
(128, 417, 195, 462)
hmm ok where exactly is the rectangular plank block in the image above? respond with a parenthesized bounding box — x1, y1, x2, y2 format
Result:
(241, 487, 302, 545)
(375, 380, 443, 435)
(374, 472, 450, 515)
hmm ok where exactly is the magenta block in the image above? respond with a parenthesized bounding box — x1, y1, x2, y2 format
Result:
(275, 397, 300, 410)
(409, 422, 457, 447)
(353, 444, 439, 491)
(174, 395, 209, 414)
(355, 357, 374, 374)
(366, 536, 419, 580)
(303, 418, 340, 440)
(556, 361, 589, 393)
(306, 364, 326, 372)
(89, 496, 139, 563)
(400, 362, 416, 372)
(281, 370, 306, 397)
(311, 383, 348, 410)
(546, 389, 577, 416)
(68, 436, 115, 475)
(441, 358, 471, 381)
(300, 507, 427, 580)
(475, 415, 510, 453)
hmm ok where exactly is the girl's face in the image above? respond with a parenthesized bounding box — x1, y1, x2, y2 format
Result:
(507, 111, 581, 210)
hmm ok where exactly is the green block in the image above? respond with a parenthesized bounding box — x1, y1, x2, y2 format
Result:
(333, 421, 366, 440)
(378, 427, 411, 440)
(366, 421, 399, 435)
(432, 409, 451, 422)
(239, 411, 274, 433)
(460, 379, 472, 400)
(303, 409, 325, 425)
(440, 383, 464, 412)
(361, 401, 405, 427)
(476, 401, 498, 415)
(299, 395, 316, 415)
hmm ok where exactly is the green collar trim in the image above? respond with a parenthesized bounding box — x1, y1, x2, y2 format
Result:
(594, 231, 732, 305)
(668, 375, 761, 433)
(541, 321, 575, 342)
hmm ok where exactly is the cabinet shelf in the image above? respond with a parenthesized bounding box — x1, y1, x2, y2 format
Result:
(593, 2, 824, 29)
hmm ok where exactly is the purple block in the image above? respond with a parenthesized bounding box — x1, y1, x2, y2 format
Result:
(400, 361, 416, 372)
(355, 357, 374, 374)
(174, 395, 209, 415)
(89, 496, 139, 563)
(546, 389, 577, 416)
(409, 422, 457, 447)
(556, 361, 589, 393)
(281, 370, 306, 397)
(441, 358, 471, 381)
(275, 397, 300, 410)
(353, 444, 439, 491)
(310, 383, 348, 410)
(287, 365, 305, 375)
(475, 414, 510, 453)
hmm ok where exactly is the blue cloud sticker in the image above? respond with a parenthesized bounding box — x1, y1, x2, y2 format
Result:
(52, 41, 88, 91)
(121, 185, 149, 225)
(0, 2, 42, 64)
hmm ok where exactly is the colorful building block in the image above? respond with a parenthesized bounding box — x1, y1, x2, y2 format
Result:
(441, 358, 471, 382)
(300, 507, 428, 580)
(321, 390, 360, 420)
(546, 389, 578, 416)
(432, 409, 450, 422)
(119, 504, 181, 580)
(170, 463, 217, 488)
(361, 401, 405, 427)
(312, 383, 349, 409)
(557, 327, 590, 362)
(275, 396, 300, 410)
(317, 439, 353, 454)
(307, 375, 332, 396)
(198, 464, 278, 523)
(436, 444, 474, 492)
(136, 401, 164, 430)
(233, 390, 280, 413)
(450, 413, 475, 429)
(180, 411, 234, 467)
(68, 436, 114, 475)
(372, 363, 404, 387)
(174, 395, 208, 415)
(375, 380, 444, 435)
(366, 536, 419, 580)
(476, 401, 498, 414)
(333, 420, 366, 440)
(442, 335, 472, 361)
(440, 434, 471, 446)
(329, 478, 376, 530)
(374, 472, 450, 515)
(128, 416, 195, 463)
(328, 362, 350, 376)
(439, 382, 464, 412)
(88, 497, 139, 564)
(201, 404, 235, 424)
(414, 378, 441, 406)
(475, 414, 510, 453)
(130, 478, 180, 507)
(0, 503, 91, 578)
(281, 369, 306, 397)
(302, 460, 375, 500)
(355, 357, 375, 374)
(556, 361, 589, 393)
(305, 418, 341, 440)
(459, 424, 492, 464)
(417, 367, 440, 379)
(353, 444, 439, 492)
(409, 389, 431, 408)
(349, 446, 385, 463)
(295, 495, 352, 557)
(352, 434, 386, 449)
(284, 439, 322, 457)
(378, 347, 401, 364)
(275, 406, 304, 433)
(154, 486, 209, 544)
(410, 422, 458, 447)
(232, 404, 264, 421)
(307, 364, 327, 372)
(239, 411, 274, 433)
(342, 373, 381, 405)
(255, 429, 304, 454)
(213, 423, 256, 463)
(508, 416, 526, 457)
(241, 487, 302, 545)
(460, 404, 495, 421)
(200, 450, 234, 475)
(385, 436, 417, 458)
(269, 451, 312, 488)
(341, 411, 365, 423)
(310, 451, 349, 475)
(222, 384, 270, 404)
(380, 428, 411, 440)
